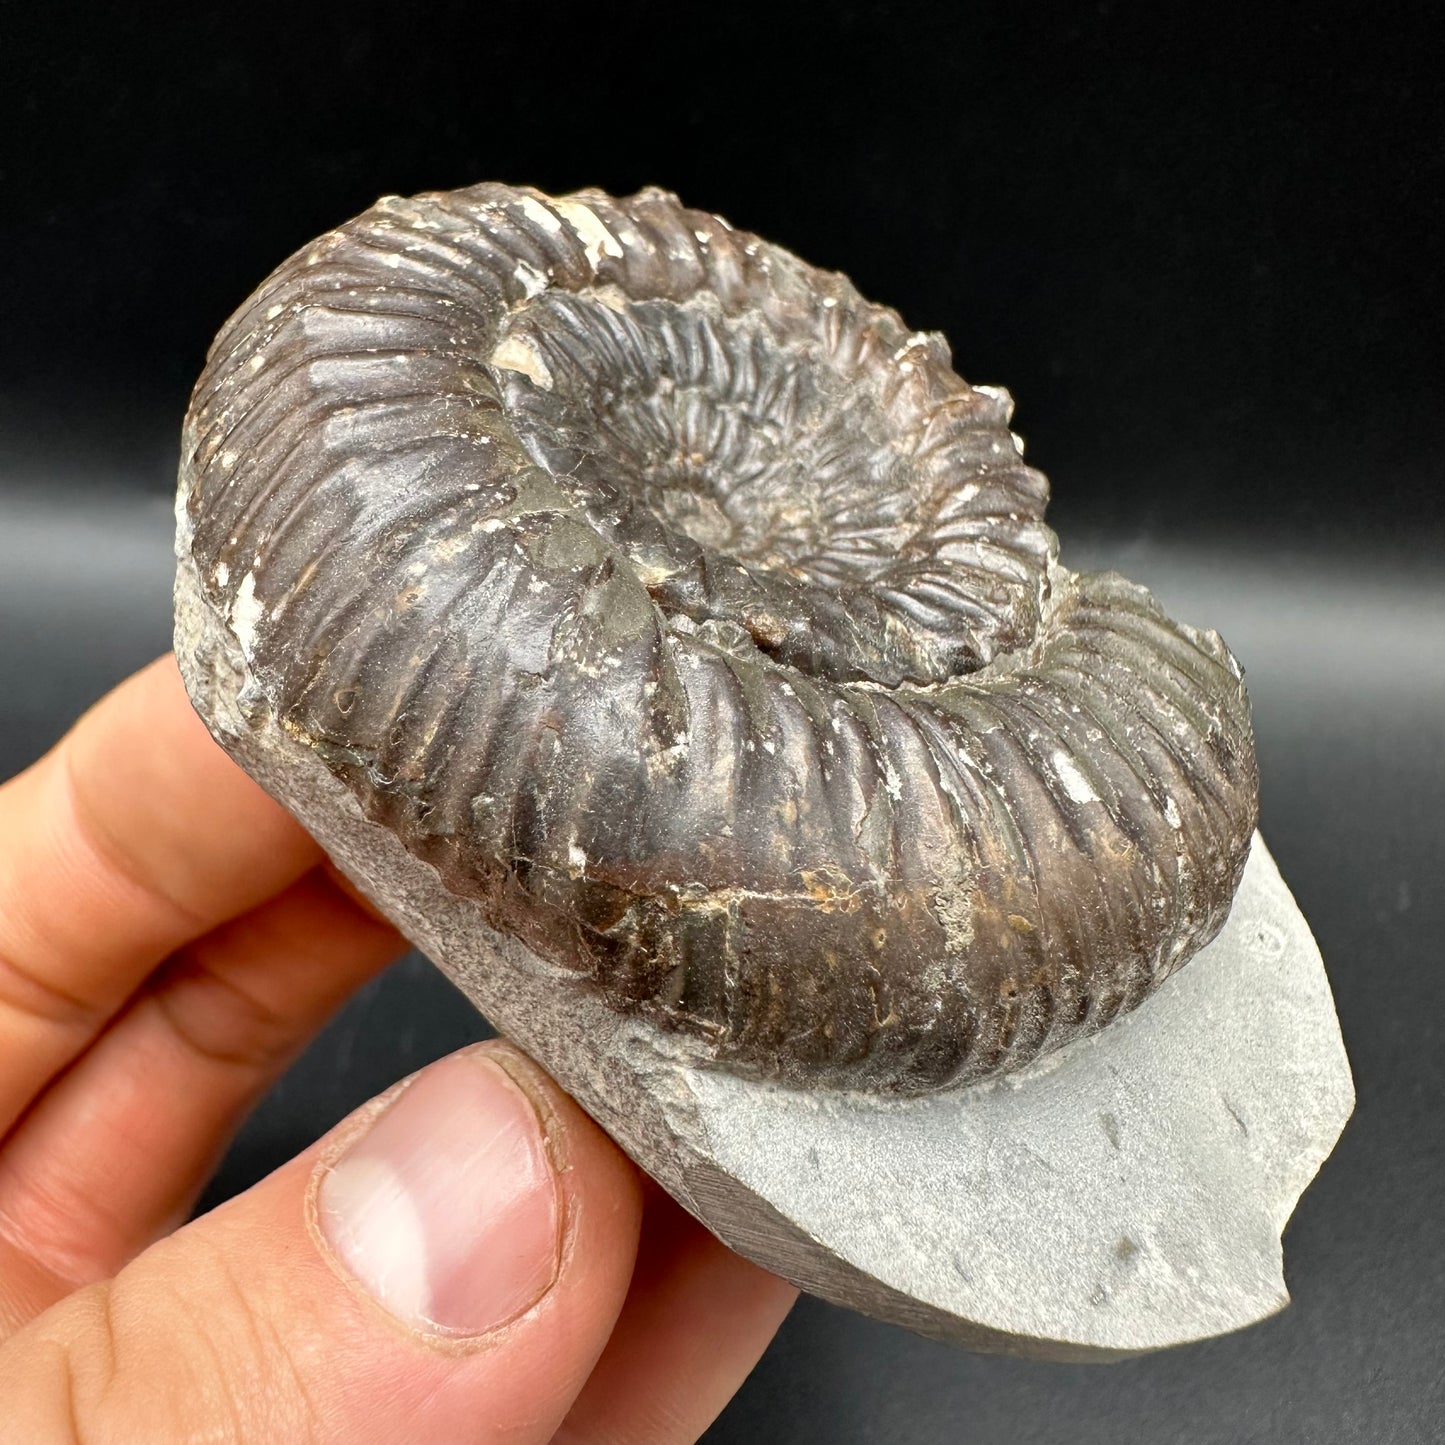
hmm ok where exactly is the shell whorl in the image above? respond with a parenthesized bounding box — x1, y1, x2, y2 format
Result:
(181, 183, 1258, 1095)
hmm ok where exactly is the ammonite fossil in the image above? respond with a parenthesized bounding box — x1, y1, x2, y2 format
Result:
(179, 183, 1258, 1096)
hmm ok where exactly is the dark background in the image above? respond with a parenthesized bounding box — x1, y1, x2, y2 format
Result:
(2, 3, 1441, 1441)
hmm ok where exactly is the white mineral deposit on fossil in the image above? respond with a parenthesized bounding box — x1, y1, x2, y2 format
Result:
(174, 183, 1353, 1355)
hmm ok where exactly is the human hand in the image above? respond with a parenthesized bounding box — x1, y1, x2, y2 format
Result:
(0, 657, 796, 1442)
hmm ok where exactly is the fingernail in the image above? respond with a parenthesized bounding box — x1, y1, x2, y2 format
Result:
(316, 1046, 562, 1336)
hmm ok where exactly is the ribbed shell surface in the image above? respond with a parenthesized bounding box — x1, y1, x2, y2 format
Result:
(180, 183, 1258, 1095)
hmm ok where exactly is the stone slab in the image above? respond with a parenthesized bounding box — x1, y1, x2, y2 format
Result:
(175, 537, 1354, 1359)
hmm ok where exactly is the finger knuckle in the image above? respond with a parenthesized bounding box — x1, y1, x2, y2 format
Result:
(1, 1247, 325, 1444)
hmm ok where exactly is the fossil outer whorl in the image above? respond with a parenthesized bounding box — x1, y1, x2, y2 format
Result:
(179, 183, 1258, 1095)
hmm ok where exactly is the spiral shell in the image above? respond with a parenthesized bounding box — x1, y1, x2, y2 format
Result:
(180, 183, 1258, 1095)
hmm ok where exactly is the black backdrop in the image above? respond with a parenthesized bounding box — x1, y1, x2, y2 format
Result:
(2, 4, 1442, 1441)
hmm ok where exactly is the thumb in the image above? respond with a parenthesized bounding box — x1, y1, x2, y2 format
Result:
(0, 1042, 644, 1444)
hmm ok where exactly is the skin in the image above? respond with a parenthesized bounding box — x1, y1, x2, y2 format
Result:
(0, 656, 796, 1443)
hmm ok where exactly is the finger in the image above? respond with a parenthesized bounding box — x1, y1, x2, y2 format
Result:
(0, 656, 321, 1137)
(0, 867, 402, 1330)
(552, 1184, 797, 1444)
(0, 1042, 645, 1445)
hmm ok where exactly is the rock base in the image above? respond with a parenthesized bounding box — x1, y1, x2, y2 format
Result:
(175, 544, 1354, 1359)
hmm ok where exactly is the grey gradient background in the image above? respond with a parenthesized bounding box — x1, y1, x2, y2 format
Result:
(2, 3, 1442, 1440)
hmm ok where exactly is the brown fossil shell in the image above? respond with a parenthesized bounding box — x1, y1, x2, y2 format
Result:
(179, 183, 1258, 1095)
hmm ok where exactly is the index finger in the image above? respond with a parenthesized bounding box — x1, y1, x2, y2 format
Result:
(0, 655, 322, 1136)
